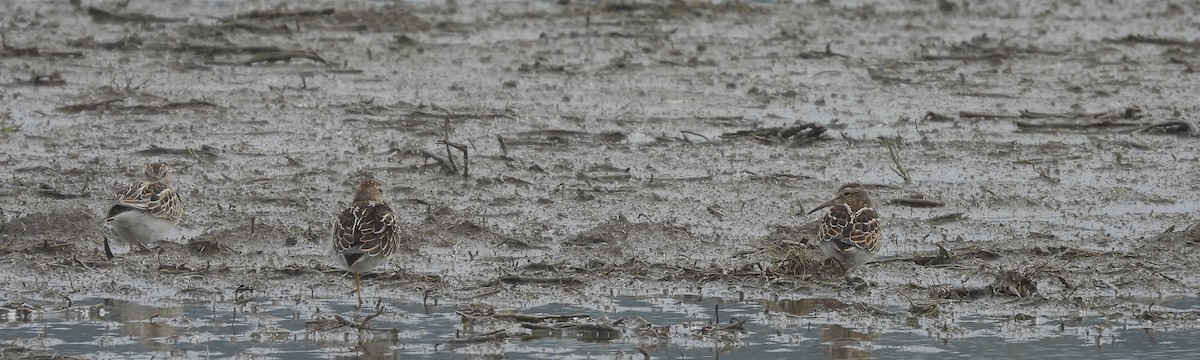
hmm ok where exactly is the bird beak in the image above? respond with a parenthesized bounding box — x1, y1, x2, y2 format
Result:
(807, 199, 838, 214)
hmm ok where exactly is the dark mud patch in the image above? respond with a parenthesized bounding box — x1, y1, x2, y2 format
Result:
(1, 210, 103, 254)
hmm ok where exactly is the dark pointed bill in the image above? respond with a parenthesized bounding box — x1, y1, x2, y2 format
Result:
(808, 199, 838, 214)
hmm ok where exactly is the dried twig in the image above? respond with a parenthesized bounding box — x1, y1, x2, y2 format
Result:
(959, 111, 1019, 119)
(680, 130, 710, 141)
(441, 118, 457, 171)
(1032, 166, 1060, 184)
(496, 135, 509, 157)
(420, 150, 456, 174)
(243, 51, 326, 65)
(86, 6, 184, 23)
(1133, 120, 1200, 137)
(887, 198, 944, 208)
(437, 140, 469, 177)
(321, 305, 387, 332)
(883, 140, 911, 183)
(360, 305, 385, 329)
(442, 329, 508, 345)
(228, 8, 334, 20)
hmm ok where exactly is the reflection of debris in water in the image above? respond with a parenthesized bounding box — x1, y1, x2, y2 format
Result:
(821, 324, 880, 360)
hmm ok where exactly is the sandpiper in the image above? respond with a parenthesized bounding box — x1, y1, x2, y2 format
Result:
(332, 179, 401, 306)
(106, 163, 184, 252)
(808, 183, 882, 270)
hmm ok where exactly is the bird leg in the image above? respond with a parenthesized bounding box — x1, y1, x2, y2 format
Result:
(355, 272, 364, 307)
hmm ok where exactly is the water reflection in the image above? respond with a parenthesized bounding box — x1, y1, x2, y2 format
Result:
(104, 299, 183, 351)
(820, 324, 879, 359)
(760, 298, 878, 359)
(0, 296, 1199, 359)
(334, 337, 400, 360)
(766, 298, 848, 316)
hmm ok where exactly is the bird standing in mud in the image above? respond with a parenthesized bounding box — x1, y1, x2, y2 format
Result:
(332, 179, 401, 307)
(808, 183, 883, 271)
(106, 162, 184, 252)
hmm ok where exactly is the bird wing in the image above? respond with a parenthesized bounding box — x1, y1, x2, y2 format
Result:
(820, 204, 882, 253)
(111, 181, 183, 221)
(333, 203, 400, 260)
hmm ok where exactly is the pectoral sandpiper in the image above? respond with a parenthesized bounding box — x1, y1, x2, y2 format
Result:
(808, 183, 882, 270)
(332, 179, 401, 306)
(106, 163, 184, 252)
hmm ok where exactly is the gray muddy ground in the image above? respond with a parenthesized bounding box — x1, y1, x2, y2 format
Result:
(2, 0, 1200, 358)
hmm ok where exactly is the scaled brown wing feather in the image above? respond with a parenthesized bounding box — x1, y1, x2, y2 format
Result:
(115, 181, 184, 221)
(334, 203, 400, 258)
(847, 207, 882, 253)
(822, 205, 882, 253)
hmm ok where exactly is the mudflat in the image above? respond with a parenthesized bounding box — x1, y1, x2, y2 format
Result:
(1, 0, 1199, 358)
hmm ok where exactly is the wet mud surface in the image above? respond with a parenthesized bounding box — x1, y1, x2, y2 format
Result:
(2, 0, 1200, 358)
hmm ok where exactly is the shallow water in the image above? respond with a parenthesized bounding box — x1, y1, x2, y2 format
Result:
(3, 295, 1198, 359)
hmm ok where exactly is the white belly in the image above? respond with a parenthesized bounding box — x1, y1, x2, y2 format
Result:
(109, 210, 177, 248)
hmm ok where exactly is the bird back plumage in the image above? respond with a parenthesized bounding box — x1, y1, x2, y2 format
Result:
(108, 180, 183, 223)
(820, 204, 882, 254)
(333, 201, 400, 267)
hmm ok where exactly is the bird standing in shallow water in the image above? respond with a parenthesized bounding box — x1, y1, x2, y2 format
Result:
(333, 179, 400, 307)
(106, 163, 184, 252)
(808, 183, 883, 270)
